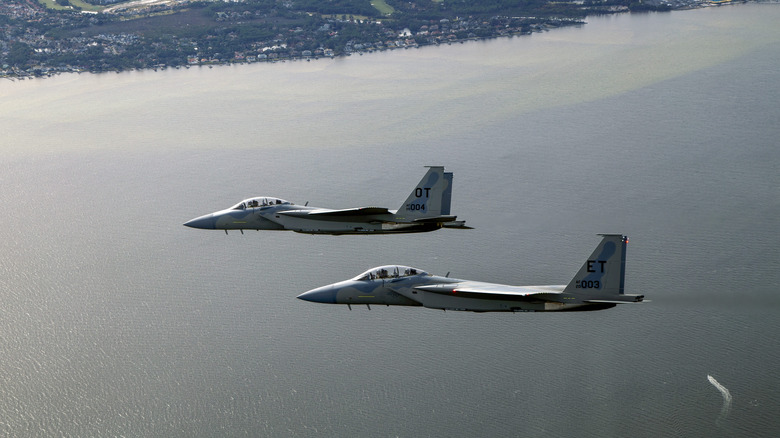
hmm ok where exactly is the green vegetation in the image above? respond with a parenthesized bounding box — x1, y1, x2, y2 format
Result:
(37, 0, 73, 11)
(68, 0, 104, 12)
(371, 0, 395, 16)
(37, 0, 104, 12)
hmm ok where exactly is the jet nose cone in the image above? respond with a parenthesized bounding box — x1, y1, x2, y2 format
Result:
(297, 286, 338, 304)
(183, 213, 217, 229)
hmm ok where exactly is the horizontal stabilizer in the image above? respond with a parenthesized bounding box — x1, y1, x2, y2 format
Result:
(585, 295, 645, 304)
(278, 207, 392, 218)
(412, 215, 458, 223)
(442, 221, 473, 229)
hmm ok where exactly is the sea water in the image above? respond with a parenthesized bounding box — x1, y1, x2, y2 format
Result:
(1, 4, 779, 436)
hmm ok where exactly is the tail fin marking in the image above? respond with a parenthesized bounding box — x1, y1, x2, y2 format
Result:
(399, 166, 450, 219)
(563, 234, 627, 297)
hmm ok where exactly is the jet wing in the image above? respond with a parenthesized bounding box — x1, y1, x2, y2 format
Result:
(278, 207, 392, 218)
(413, 282, 564, 300)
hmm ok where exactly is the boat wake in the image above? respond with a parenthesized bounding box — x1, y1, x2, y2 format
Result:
(707, 374, 732, 426)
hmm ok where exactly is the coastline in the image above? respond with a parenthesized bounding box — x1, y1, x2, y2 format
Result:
(0, 0, 771, 81)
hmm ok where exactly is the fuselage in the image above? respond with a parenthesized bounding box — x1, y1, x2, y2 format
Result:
(183, 197, 447, 234)
(297, 266, 618, 312)
(184, 166, 468, 235)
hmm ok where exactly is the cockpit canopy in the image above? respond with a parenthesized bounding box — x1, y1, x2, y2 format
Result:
(231, 197, 292, 210)
(352, 265, 428, 281)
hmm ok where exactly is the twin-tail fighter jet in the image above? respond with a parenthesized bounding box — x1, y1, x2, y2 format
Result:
(183, 166, 470, 235)
(298, 234, 645, 312)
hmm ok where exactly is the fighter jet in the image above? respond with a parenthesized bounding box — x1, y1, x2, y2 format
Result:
(298, 234, 645, 312)
(183, 166, 469, 235)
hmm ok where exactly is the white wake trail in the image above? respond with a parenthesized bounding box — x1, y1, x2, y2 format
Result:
(707, 374, 732, 426)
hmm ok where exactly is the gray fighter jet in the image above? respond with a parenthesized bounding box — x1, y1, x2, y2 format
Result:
(183, 166, 469, 235)
(298, 234, 645, 312)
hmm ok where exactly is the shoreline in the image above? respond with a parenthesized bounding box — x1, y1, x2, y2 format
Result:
(1, 0, 769, 81)
(1, 17, 581, 81)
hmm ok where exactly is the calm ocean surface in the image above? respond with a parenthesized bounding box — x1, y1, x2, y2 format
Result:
(1, 4, 779, 437)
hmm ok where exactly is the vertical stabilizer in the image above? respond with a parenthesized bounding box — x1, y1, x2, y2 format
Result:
(563, 234, 627, 297)
(441, 172, 453, 216)
(399, 166, 451, 219)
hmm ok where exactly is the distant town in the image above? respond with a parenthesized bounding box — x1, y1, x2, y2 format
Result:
(0, 0, 752, 79)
